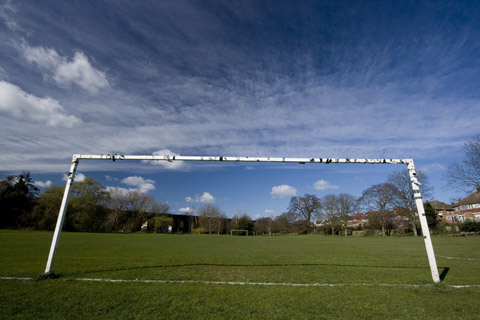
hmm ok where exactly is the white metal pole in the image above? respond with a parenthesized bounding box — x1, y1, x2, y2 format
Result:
(407, 160, 440, 283)
(44, 156, 79, 275)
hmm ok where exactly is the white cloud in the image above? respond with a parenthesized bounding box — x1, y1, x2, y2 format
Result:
(264, 209, 276, 215)
(0, 81, 81, 127)
(105, 186, 130, 196)
(63, 172, 86, 182)
(21, 44, 108, 93)
(185, 192, 216, 203)
(34, 180, 52, 188)
(270, 184, 296, 198)
(142, 149, 186, 170)
(198, 192, 215, 203)
(179, 207, 194, 213)
(121, 176, 155, 193)
(314, 180, 339, 191)
(105, 175, 156, 195)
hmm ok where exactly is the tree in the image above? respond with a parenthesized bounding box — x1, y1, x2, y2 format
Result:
(149, 201, 172, 233)
(254, 217, 273, 235)
(31, 186, 65, 230)
(0, 172, 39, 229)
(123, 191, 155, 232)
(273, 212, 294, 234)
(237, 214, 254, 233)
(388, 169, 433, 236)
(288, 194, 322, 233)
(445, 134, 480, 193)
(67, 177, 109, 232)
(198, 204, 223, 234)
(357, 183, 400, 236)
(321, 193, 357, 236)
(150, 215, 173, 233)
(105, 188, 130, 231)
(322, 194, 341, 235)
(424, 202, 437, 228)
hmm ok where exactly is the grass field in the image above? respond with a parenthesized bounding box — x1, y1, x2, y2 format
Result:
(1, 230, 479, 319)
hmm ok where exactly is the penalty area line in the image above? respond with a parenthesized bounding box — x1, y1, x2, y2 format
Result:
(2, 276, 480, 288)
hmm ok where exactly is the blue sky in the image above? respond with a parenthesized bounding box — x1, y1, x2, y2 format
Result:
(1, 0, 480, 218)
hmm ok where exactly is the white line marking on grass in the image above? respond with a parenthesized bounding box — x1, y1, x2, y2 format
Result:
(73, 277, 480, 288)
(0, 276, 32, 281)
(438, 255, 480, 261)
(2, 276, 480, 288)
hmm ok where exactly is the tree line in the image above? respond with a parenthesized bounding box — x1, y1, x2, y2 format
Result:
(0, 174, 257, 234)
(0, 168, 430, 235)
(1, 133, 479, 235)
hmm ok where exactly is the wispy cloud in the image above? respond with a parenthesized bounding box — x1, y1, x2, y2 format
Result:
(0, 0, 18, 31)
(271, 185, 296, 198)
(0, 1, 480, 176)
(420, 163, 446, 172)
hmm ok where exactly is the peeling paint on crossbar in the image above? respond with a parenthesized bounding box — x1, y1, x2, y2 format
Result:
(72, 154, 412, 164)
(44, 154, 441, 283)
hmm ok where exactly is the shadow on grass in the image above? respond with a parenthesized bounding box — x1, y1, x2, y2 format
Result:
(440, 267, 450, 281)
(67, 261, 444, 277)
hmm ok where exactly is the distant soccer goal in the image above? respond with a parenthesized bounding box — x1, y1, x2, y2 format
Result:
(231, 230, 249, 236)
(45, 154, 440, 283)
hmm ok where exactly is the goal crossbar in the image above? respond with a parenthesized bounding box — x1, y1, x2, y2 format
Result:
(45, 154, 440, 283)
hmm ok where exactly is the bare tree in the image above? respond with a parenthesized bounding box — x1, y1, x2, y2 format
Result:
(254, 217, 273, 235)
(337, 193, 357, 236)
(322, 194, 340, 235)
(321, 193, 357, 236)
(357, 183, 400, 236)
(198, 204, 222, 234)
(288, 194, 323, 233)
(445, 134, 480, 193)
(388, 169, 433, 236)
(105, 189, 130, 231)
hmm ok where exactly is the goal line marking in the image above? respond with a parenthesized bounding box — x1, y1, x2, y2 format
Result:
(438, 255, 480, 261)
(2, 276, 480, 288)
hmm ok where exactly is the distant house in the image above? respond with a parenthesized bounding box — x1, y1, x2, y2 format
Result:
(453, 187, 480, 223)
(426, 200, 455, 223)
(347, 213, 368, 229)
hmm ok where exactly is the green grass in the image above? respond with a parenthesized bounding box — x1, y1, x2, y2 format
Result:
(1, 230, 479, 319)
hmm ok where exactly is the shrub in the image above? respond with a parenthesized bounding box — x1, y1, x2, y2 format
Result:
(460, 221, 480, 232)
(193, 227, 205, 234)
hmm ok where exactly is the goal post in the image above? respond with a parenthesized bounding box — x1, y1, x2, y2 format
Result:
(45, 154, 440, 283)
(231, 230, 249, 236)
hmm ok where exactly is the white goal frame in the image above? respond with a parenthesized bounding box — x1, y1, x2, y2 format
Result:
(45, 154, 440, 283)
(231, 230, 249, 236)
